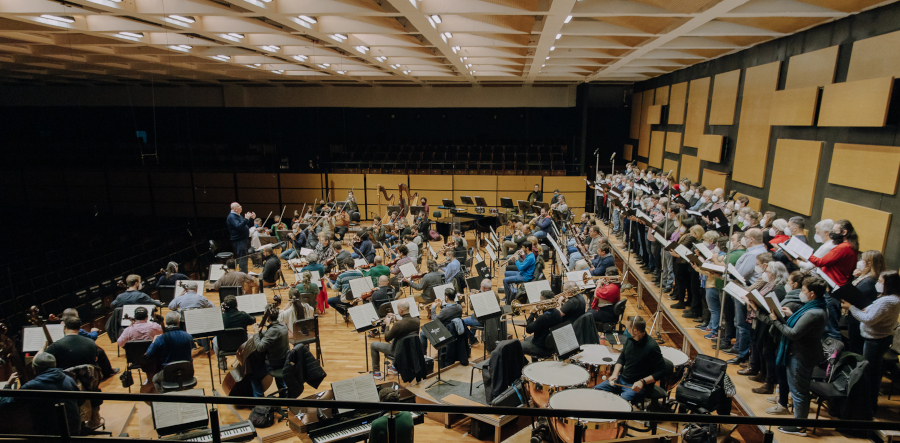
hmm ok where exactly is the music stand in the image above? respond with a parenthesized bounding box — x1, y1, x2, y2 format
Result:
(441, 199, 456, 208)
(348, 303, 380, 373)
(421, 319, 456, 388)
(517, 200, 532, 213)
(386, 205, 400, 215)
(459, 196, 474, 206)
(158, 285, 176, 305)
(500, 197, 514, 208)
(409, 205, 425, 217)
(533, 201, 550, 211)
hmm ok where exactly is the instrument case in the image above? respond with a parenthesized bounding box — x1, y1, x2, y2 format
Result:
(675, 355, 727, 413)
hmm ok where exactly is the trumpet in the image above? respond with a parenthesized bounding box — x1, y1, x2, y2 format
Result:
(498, 249, 525, 268)
(511, 287, 580, 316)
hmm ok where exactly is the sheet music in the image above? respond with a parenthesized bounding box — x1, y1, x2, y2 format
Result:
(674, 244, 693, 260)
(701, 262, 726, 274)
(299, 248, 314, 256)
(353, 258, 368, 268)
(331, 374, 381, 414)
(816, 268, 838, 289)
(432, 283, 455, 301)
(653, 232, 670, 247)
(308, 270, 321, 282)
(349, 277, 375, 299)
(428, 244, 437, 259)
(782, 237, 813, 261)
(693, 243, 713, 260)
(183, 308, 225, 336)
(174, 280, 206, 298)
(471, 290, 501, 317)
(121, 305, 157, 327)
(724, 282, 748, 304)
(552, 324, 579, 356)
(523, 280, 552, 303)
(749, 290, 768, 312)
(152, 388, 208, 430)
(474, 252, 483, 263)
(485, 244, 497, 261)
(22, 324, 64, 352)
(566, 270, 595, 289)
(399, 262, 418, 279)
(348, 303, 379, 330)
(490, 231, 499, 245)
(236, 293, 268, 314)
(765, 294, 784, 321)
(391, 297, 420, 317)
(727, 264, 747, 286)
(208, 265, 226, 282)
(547, 236, 569, 268)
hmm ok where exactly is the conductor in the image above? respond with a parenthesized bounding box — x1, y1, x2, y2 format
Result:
(227, 202, 256, 273)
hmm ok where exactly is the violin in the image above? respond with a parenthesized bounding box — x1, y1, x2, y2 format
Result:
(404, 273, 426, 281)
(350, 289, 375, 306)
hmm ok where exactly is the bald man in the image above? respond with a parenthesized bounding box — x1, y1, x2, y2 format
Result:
(370, 275, 395, 309)
(227, 202, 256, 272)
(371, 299, 420, 380)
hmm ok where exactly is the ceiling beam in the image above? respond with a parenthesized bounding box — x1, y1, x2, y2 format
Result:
(525, 0, 576, 84)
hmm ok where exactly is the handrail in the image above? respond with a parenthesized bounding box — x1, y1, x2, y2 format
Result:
(1, 389, 896, 432)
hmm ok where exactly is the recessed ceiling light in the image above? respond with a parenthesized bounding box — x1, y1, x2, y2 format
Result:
(293, 55, 308, 61)
(337, 70, 346, 74)
(427, 17, 436, 29)
(556, 33, 561, 39)
(550, 46, 555, 51)
(168, 44, 192, 52)
(40, 14, 75, 24)
(564, 15, 572, 23)
(261, 45, 280, 52)
(168, 15, 195, 24)
(228, 33, 244, 39)
(272, 70, 284, 74)
(298, 15, 317, 24)
(211, 55, 231, 61)
(116, 32, 144, 40)
(443, 32, 452, 39)
(431, 15, 441, 24)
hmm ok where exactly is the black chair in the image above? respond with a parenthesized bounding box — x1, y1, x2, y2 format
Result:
(218, 286, 243, 303)
(384, 333, 426, 384)
(123, 340, 152, 392)
(470, 357, 490, 396)
(215, 328, 249, 382)
(291, 316, 323, 365)
(809, 352, 867, 434)
(597, 299, 628, 334)
(158, 361, 198, 393)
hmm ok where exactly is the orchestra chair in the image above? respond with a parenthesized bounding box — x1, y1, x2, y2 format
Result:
(634, 359, 673, 411)
(157, 285, 176, 306)
(211, 240, 233, 263)
(469, 355, 490, 396)
(809, 353, 867, 434)
(216, 328, 250, 383)
(597, 299, 628, 334)
(297, 291, 318, 313)
(291, 316, 324, 366)
(218, 286, 243, 304)
(123, 340, 153, 392)
(158, 361, 198, 393)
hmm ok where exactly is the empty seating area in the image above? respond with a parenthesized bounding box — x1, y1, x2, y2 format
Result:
(0, 215, 226, 335)
(327, 142, 570, 175)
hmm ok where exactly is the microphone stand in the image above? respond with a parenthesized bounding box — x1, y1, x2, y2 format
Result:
(714, 202, 737, 360)
(648, 175, 673, 343)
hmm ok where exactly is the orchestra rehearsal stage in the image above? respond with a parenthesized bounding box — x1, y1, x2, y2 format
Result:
(89, 218, 897, 443)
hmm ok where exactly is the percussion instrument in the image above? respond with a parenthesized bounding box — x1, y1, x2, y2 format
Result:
(660, 346, 690, 392)
(571, 344, 619, 387)
(522, 361, 589, 408)
(548, 389, 630, 443)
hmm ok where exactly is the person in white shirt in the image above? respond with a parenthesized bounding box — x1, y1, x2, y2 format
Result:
(799, 219, 836, 271)
(404, 234, 419, 265)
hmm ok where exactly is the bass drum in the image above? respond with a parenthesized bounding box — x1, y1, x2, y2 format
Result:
(549, 389, 631, 443)
(521, 361, 589, 408)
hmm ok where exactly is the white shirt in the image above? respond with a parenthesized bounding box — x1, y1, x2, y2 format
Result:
(406, 241, 419, 264)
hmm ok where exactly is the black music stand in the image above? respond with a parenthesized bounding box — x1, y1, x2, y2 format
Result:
(441, 199, 456, 208)
(459, 196, 474, 206)
(517, 200, 532, 213)
(421, 320, 456, 388)
(474, 196, 488, 207)
(409, 205, 425, 217)
(386, 205, 400, 215)
(349, 304, 380, 373)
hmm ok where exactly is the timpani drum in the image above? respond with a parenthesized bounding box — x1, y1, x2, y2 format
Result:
(660, 346, 690, 391)
(522, 361, 590, 408)
(572, 344, 617, 387)
(548, 389, 631, 443)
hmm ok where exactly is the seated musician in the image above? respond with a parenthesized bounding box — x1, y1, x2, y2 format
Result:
(363, 256, 391, 286)
(591, 268, 621, 323)
(279, 284, 315, 342)
(301, 253, 325, 278)
(287, 272, 318, 309)
(526, 184, 543, 205)
(568, 226, 602, 271)
(44, 315, 99, 370)
(462, 279, 494, 345)
(213, 259, 258, 292)
(280, 223, 307, 260)
(594, 316, 667, 403)
(533, 207, 553, 240)
(566, 213, 592, 252)
(271, 214, 288, 241)
(372, 299, 420, 380)
(403, 234, 420, 264)
(111, 274, 162, 308)
(251, 304, 289, 398)
(407, 259, 443, 304)
(1, 353, 83, 436)
(439, 249, 462, 291)
(590, 243, 615, 276)
(58, 309, 119, 379)
(146, 312, 195, 392)
(522, 290, 563, 359)
(352, 232, 376, 264)
(501, 223, 527, 258)
(370, 276, 395, 309)
(157, 262, 189, 287)
(559, 281, 586, 320)
(327, 258, 364, 322)
(420, 288, 463, 351)
(260, 246, 284, 288)
(168, 281, 214, 311)
(213, 295, 258, 369)
(503, 242, 536, 305)
(530, 238, 546, 281)
(117, 307, 163, 348)
(390, 245, 413, 277)
(451, 229, 467, 262)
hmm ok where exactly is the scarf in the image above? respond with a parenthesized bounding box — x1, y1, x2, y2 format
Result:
(775, 297, 825, 366)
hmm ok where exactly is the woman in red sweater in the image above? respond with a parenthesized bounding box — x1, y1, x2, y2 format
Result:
(805, 219, 859, 339)
(591, 268, 621, 323)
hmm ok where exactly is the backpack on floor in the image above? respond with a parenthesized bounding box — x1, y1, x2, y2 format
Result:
(682, 423, 716, 443)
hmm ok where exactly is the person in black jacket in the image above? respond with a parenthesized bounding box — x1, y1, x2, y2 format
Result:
(594, 316, 666, 403)
(372, 300, 420, 380)
(260, 246, 284, 288)
(227, 202, 256, 272)
(419, 288, 463, 350)
(0, 353, 82, 436)
(522, 290, 563, 360)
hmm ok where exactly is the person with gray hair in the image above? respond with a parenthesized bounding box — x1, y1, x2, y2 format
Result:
(727, 227, 768, 365)
(406, 259, 444, 304)
(146, 310, 195, 391)
(227, 202, 256, 273)
(168, 282, 214, 312)
(0, 352, 83, 435)
(371, 299, 421, 380)
(798, 219, 837, 271)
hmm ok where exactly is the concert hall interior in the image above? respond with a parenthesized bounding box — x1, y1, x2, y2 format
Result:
(5, 0, 900, 442)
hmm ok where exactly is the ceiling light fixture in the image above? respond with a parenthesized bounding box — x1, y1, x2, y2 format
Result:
(245, 64, 259, 68)
(550, 46, 555, 51)
(116, 31, 144, 40)
(431, 15, 441, 24)
(556, 33, 561, 39)
(228, 33, 244, 39)
(317, 64, 328, 69)
(261, 45, 280, 52)
(168, 15, 195, 24)
(402, 70, 409, 75)
(564, 15, 572, 23)
(355, 45, 369, 53)
(40, 14, 75, 24)
(293, 55, 308, 61)
(272, 70, 284, 74)
(337, 70, 346, 74)
(451, 47, 457, 54)
(427, 17, 436, 29)
(169, 44, 192, 52)
(331, 34, 346, 42)
(211, 55, 231, 61)
(298, 15, 317, 24)
(443, 32, 452, 38)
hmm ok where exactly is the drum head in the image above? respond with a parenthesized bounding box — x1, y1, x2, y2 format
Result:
(660, 346, 690, 366)
(549, 389, 631, 415)
(575, 344, 618, 365)
(523, 361, 589, 387)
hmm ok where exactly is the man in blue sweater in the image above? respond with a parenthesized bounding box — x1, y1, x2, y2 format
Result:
(590, 244, 616, 276)
(146, 311, 195, 392)
(1, 353, 82, 435)
(227, 202, 256, 273)
(503, 242, 536, 305)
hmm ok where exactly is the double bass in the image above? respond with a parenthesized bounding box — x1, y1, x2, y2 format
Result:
(221, 295, 281, 398)
(0, 322, 32, 384)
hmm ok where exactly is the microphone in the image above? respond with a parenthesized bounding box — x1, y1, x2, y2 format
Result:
(610, 152, 616, 161)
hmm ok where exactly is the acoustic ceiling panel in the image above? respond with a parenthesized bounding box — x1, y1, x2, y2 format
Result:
(828, 143, 900, 195)
(708, 69, 741, 125)
(767, 139, 823, 216)
(821, 198, 892, 253)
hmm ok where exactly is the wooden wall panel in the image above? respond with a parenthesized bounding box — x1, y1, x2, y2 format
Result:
(238, 188, 279, 203)
(668, 82, 687, 124)
(821, 198, 892, 252)
(637, 161, 648, 171)
(679, 155, 701, 183)
(193, 173, 234, 188)
(498, 175, 543, 191)
(732, 61, 781, 187)
(648, 105, 663, 125)
(629, 92, 642, 139)
(817, 77, 895, 127)
(665, 132, 682, 153)
(735, 193, 762, 211)
(663, 159, 679, 180)
(709, 69, 741, 125)
(767, 139, 823, 215)
(702, 169, 728, 192)
(684, 77, 711, 147)
(237, 173, 278, 188)
(828, 143, 900, 194)
(327, 173, 365, 189)
(769, 87, 820, 126)
(280, 189, 323, 205)
(544, 176, 588, 193)
(638, 90, 656, 157)
(150, 172, 192, 188)
(847, 29, 900, 82)
(365, 174, 407, 190)
(451, 175, 493, 191)
(655, 85, 670, 105)
(698, 135, 723, 163)
(195, 188, 236, 203)
(411, 174, 455, 190)
(649, 131, 666, 168)
(502, 191, 533, 206)
(624, 144, 633, 160)
(743, 61, 781, 94)
(280, 173, 322, 188)
(785, 46, 839, 89)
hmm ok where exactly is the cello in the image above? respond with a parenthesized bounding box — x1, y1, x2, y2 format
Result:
(0, 322, 33, 384)
(220, 296, 281, 398)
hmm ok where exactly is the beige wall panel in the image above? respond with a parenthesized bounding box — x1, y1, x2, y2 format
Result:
(624, 144, 634, 161)
(743, 61, 781, 94)
(109, 171, 148, 187)
(817, 77, 894, 127)
(150, 172, 192, 188)
(663, 159, 679, 180)
(821, 198, 891, 252)
(451, 175, 495, 191)
(193, 172, 234, 188)
(109, 186, 150, 202)
(155, 203, 195, 218)
(238, 188, 279, 203)
(453, 191, 498, 207)
(649, 131, 666, 168)
(544, 176, 589, 193)
(503, 191, 533, 206)
(769, 87, 820, 126)
(684, 77, 711, 147)
(679, 155, 701, 183)
(665, 132, 682, 154)
(733, 61, 779, 188)
(498, 175, 543, 191)
(635, 161, 647, 171)
(702, 169, 728, 192)
(415, 191, 448, 211)
(668, 82, 688, 124)
(829, 143, 900, 194)
(767, 139, 823, 215)
(66, 171, 106, 187)
(279, 173, 322, 188)
(655, 85, 670, 105)
(411, 174, 455, 190)
(735, 193, 762, 212)
(280, 189, 323, 205)
(698, 134, 723, 163)
(365, 174, 408, 191)
(68, 186, 108, 202)
(847, 29, 900, 82)
(327, 173, 365, 190)
(629, 92, 642, 139)
(237, 173, 278, 188)
(648, 105, 663, 125)
(153, 188, 194, 203)
(785, 46, 839, 89)
(195, 188, 236, 203)
(638, 90, 656, 157)
(709, 69, 741, 125)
